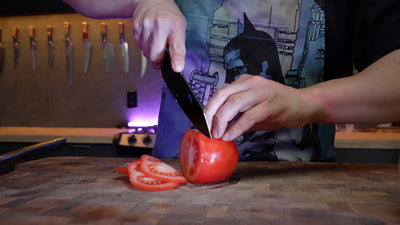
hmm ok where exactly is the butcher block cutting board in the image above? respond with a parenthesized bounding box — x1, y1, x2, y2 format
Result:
(0, 156, 399, 225)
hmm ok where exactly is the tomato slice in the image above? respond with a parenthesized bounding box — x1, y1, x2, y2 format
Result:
(180, 129, 239, 184)
(140, 155, 187, 184)
(128, 160, 180, 191)
(114, 166, 129, 176)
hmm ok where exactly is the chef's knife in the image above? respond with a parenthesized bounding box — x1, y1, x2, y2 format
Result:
(28, 26, 37, 72)
(47, 25, 55, 68)
(82, 22, 92, 75)
(12, 27, 19, 68)
(0, 138, 66, 174)
(101, 22, 115, 73)
(0, 27, 5, 75)
(118, 22, 129, 74)
(161, 49, 212, 139)
(64, 22, 73, 86)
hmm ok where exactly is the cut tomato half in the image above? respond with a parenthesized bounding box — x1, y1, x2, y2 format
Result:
(180, 129, 238, 184)
(140, 155, 187, 184)
(128, 160, 180, 191)
(114, 166, 129, 176)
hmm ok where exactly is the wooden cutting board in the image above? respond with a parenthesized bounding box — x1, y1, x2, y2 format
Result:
(0, 156, 399, 225)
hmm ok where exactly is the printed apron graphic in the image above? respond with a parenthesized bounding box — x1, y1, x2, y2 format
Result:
(172, 0, 325, 161)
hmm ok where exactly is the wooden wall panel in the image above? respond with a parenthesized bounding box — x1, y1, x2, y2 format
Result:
(0, 14, 163, 128)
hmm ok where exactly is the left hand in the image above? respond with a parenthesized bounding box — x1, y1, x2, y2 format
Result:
(204, 74, 323, 141)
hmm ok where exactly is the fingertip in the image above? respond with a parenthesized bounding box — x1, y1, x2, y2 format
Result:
(172, 61, 184, 72)
(212, 129, 220, 140)
(221, 131, 233, 142)
(168, 44, 186, 72)
(170, 54, 185, 72)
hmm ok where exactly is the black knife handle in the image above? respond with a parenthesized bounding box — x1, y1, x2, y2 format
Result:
(0, 138, 66, 169)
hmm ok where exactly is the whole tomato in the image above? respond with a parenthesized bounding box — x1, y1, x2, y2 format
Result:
(179, 129, 239, 183)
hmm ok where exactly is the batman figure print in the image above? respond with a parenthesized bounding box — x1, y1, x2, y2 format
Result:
(153, 0, 335, 161)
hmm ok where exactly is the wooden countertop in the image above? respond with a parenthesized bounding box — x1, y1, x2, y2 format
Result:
(0, 126, 400, 149)
(335, 131, 400, 149)
(0, 127, 129, 144)
(0, 156, 399, 224)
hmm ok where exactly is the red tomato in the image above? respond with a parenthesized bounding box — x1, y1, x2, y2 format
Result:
(114, 166, 129, 176)
(140, 155, 187, 183)
(179, 129, 239, 184)
(128, 160, 179, 191)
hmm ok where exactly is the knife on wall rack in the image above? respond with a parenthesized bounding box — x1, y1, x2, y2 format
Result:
(82, 22, 93, 75)
(47, 25, 55, 68)
(64, 22, 73, 86)
(101, 22, 115, 73)
(118, 22, 129, 74)
(28, 26, 37, 72)
(12, 27, 20, 68)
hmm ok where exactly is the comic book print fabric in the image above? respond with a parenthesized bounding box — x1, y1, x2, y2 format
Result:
(153, 0, 336, 161)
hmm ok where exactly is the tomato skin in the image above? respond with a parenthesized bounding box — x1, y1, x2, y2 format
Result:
(180, 129, 239, 184)
(114, 166, 129, 176)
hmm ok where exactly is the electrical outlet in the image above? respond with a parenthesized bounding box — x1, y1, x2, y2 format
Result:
(127, 92, 137, 108)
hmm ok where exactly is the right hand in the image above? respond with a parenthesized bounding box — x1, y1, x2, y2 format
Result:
(133, 0, 187, 72)
(203, 75, 325, 141)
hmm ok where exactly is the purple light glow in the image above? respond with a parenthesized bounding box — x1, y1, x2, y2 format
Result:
(127, 108, 159, 127)
(128, 128, 136, 133)
(126, 70, 162, 129)
(126, 126, 157, 134)
(127, 120, 157, 127)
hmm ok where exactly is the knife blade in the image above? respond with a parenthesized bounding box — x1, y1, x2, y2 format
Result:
(0, 27, 5, 75)
(12, 27, 19, 68)
(101, 22, 115, 73)
(161, 49, 212, 139)
(64, 22, 73, 86)
(118, 22, 129, 74)
(140, 51, 147, 78)
(82, 22, 92, 75)
(47, 25, 55, 68)
(28, 26, 37, 72)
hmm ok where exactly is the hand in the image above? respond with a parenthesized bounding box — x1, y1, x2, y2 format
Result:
(133, 0, 187, 72)
(204, 75, 323, 141)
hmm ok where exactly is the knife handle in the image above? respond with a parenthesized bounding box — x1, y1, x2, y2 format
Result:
(82, 22, 88, 41)
(28, 26, 34, 37)
(118, 22, 125, 41)
(28, 26, 36, 45)
(0, 27, 2, 45)
(64, 22, 71, 41)
(47, 25, 53, 38)
(101, 22, 107, 43)
(12, 27, 19, 43)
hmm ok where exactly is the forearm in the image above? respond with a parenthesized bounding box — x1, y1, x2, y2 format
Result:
(306, 49, 400, 124)
(63, 0, 139, 19)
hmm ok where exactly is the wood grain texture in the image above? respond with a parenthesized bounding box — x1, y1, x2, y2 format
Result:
(0, 157, 399, 225)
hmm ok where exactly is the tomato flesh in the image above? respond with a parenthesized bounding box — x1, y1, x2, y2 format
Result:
(140, 155, 187, 183)
(180, 129, 239, 184)
(114, 166, 129, 176)
(128, 160, 179, 191)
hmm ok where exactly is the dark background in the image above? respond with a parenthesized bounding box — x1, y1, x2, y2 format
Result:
(0, 0, 74, 16)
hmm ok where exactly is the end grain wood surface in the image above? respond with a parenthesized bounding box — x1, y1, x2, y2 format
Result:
(0, 157, 399, 225)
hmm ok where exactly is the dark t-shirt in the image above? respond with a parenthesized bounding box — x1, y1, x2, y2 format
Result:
(325, 0, 400, 79)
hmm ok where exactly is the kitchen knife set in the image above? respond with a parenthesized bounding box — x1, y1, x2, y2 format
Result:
(0, 22, 130, 84)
